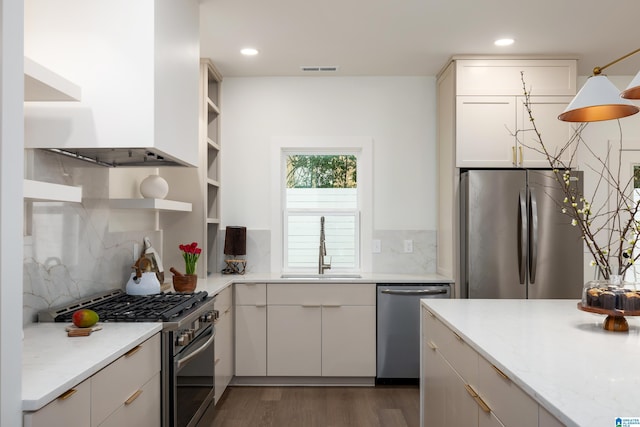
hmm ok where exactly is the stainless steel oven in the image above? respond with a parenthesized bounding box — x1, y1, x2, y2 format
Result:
(164, 323, 216, 427)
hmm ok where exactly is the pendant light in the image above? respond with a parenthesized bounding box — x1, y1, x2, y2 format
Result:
(559, 48, 640, 123)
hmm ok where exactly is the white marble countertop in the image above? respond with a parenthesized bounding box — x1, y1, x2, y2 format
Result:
(421, 299, 640, 427)
(196, 272, 453, 296)
(22, 322, 162, 411)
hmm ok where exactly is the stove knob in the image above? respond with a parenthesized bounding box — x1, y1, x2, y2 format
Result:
(213, 310, 219, 321)
(188, 329, 195, 340)
(176, 333, 188, 346)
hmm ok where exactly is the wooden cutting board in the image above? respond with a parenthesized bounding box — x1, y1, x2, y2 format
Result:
(65, 324, 102, 337)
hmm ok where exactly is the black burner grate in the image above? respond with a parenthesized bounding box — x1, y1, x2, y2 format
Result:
(53, 291, 209, 323)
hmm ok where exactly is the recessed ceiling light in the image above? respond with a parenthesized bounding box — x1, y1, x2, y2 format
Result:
(240, 48, 259, 56)
(495, 38, 514, 47)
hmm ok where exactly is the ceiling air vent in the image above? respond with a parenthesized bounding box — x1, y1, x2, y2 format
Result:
(300, 66, 339, 72)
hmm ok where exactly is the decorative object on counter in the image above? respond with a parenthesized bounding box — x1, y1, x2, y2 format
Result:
(517, 74, 640, 279)
(172, 242, 201, 292)
(139, 174, 169, 199)
(578, 274, 640, 332)
(171, 269, 197, 292)
(126, 256, 162, 295)
(141, 236, 164, 284)
(222, 226, 247, 275)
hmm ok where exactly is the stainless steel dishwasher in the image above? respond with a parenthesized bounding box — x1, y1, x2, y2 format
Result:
(376, 283, 451, 384)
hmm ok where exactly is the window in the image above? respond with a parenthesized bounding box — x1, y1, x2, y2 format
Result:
(283, 153, 359, 272)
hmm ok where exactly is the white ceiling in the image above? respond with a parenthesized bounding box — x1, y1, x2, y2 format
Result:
(199, 0, 640, 78)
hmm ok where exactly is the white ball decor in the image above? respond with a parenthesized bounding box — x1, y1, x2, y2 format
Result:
(139, 174, 169, 199)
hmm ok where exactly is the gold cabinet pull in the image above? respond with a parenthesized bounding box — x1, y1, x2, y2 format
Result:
(58, 388, 77, 401)
(452, 331, 463, 342)
(215, 358, 221, 366)
(124, 389, 143, 405)
(427, 340, 438, 350)
(464, 384, 491, 413)
(492, 364, 510, 381)
(125, 345, 141, 357)
(512, 146, 517, 165)
(426, 310, 435, 318)
(519, 146, 524, 166)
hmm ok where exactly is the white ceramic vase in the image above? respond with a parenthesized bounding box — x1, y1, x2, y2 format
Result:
(139, 174, 169, 199)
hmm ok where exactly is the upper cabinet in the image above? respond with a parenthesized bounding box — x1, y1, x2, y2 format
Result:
(23, 0, 199, 167)
(442, 57, 577, 168)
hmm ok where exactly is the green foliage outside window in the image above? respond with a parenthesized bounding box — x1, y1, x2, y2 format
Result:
(286, 155, 357, 189)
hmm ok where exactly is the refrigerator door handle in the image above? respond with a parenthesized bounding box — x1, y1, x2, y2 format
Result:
(529, 188, 539, 284)
(518, 189, 527, 285)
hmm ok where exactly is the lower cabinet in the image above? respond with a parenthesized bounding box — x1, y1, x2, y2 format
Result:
(235, 283, 267, 376)
(235, 282, 376, 378)
(266, 282, 376, 377)
(23, 333, 161, 427)
(421, 308, 564, 427)
(214, 286, 233, 403)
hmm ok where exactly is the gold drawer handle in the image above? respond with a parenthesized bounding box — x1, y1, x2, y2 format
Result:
(492, 364, 510, 381)
(426, 310, 435, 318)
(519, 146, 524, 166)
(125, 345, 142, 357)
(224, 308, 231, 314)
(58, 388, 77, 401)
(464, 384, 491, 413)
(215, 358, 221, 366)
(125, 389, 143, 405)
(427, 340, 438, 350)
(512, 146, 517, 165)
(452, 331, 463, 342)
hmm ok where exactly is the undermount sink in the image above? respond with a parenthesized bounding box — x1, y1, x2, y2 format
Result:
(280, 273, 362, 280)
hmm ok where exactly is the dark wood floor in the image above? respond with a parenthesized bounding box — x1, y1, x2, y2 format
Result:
(209, 386, 420, 427)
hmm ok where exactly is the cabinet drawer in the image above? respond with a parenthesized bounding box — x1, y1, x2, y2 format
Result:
(235, 283, 266, 305)
(91, 333, 161, 426)
(215, 286, 232, 312)
(23, 379, 91, 427)
(268, 282, 375, 305)
(97, 373, 161, 427)
(428, 315, 477, 386)
(478, 356, 537, 427)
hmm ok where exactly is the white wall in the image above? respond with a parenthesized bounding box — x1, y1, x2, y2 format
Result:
(220, 76, 437, 231)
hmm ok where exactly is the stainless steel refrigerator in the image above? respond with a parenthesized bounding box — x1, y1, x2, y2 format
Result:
(460, 169, 584, 299)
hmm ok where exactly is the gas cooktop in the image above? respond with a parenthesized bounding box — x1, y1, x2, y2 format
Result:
(38, 289, 210, 323)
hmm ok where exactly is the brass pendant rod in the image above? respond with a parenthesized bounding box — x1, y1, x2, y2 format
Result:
(593, 47, 640, 75)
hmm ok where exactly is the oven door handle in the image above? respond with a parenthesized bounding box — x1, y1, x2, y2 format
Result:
(380, 288, 448, 296)
(176, 327, 216, 370)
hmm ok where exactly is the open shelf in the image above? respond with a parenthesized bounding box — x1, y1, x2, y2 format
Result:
(24, 57, 81, 102)
(110, 198, 192, 212)
(23, 179, 82, 202)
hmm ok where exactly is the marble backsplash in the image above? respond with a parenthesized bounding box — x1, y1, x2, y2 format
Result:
(23, 151, 161, 325)
(216, 229, 437, 275)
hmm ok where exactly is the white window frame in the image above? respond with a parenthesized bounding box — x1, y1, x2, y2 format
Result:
(270, 136, 373, 273)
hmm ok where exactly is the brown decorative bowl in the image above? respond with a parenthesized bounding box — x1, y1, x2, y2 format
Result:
(173, 274, 197, 292)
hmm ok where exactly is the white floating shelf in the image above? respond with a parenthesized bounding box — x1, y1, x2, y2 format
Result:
(207, 218, 220, 224)
(110, 198, 192, 212)
(24, 57, 81, 102)
(24, 179, 82, 202)
(207, 178, 220, 187)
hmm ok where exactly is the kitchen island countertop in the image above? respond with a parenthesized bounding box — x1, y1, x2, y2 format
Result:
(22, 322, 162, 411)
(421, 299, 640, 426)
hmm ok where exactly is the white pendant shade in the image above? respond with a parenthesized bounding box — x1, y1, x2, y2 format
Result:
(558, 75, 640, 122)
(621, 69, 640, 99)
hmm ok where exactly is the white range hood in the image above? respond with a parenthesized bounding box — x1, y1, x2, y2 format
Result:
(24, 0, 200, 168)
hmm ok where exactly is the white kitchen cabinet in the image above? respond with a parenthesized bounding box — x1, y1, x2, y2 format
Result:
(23, 379, 91, 427)
(267, 305, 322, 376)
(91, 333, 161, 427)
(266, 283, 376, 377)
(23, 333, 160, 427)
(421, 306, 566, 427)
(214, 286, 233, 403)
(24, 0, 200, 167)
(456, 95, 574, 168)
(234, 283, 267, 376)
